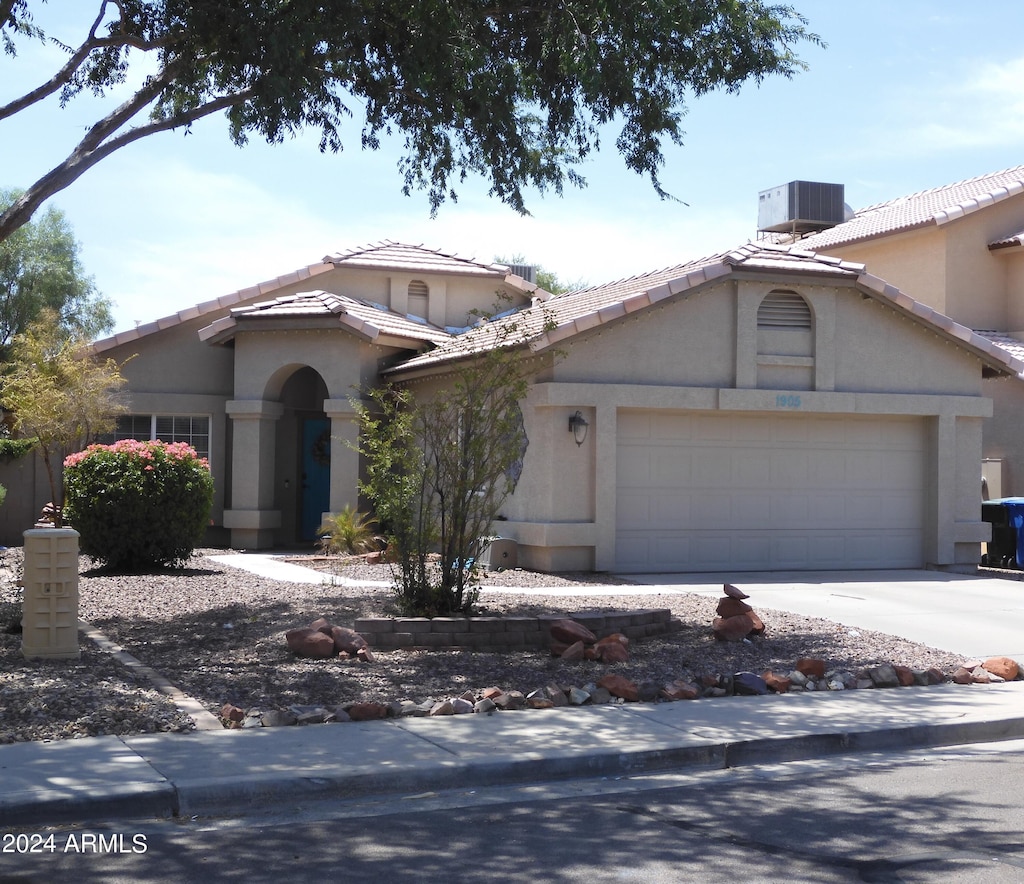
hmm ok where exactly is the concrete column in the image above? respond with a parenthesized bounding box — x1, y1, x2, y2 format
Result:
(323, 399, 361, 517)
(593, 403, 618, 571)
(930, 413, 956, 565)
(223, 400, 284, 549)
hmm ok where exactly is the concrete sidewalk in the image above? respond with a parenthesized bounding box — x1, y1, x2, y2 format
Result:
(4, 681, 1024, 827)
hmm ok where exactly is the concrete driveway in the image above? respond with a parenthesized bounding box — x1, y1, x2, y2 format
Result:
(619, 569, 1024, 660)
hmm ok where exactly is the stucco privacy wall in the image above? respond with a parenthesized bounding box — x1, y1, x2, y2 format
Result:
(495, 276, 994, 571)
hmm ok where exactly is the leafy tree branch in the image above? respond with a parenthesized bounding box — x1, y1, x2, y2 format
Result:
(1, 1, 820, 243)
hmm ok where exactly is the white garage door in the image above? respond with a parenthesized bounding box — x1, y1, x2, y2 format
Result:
(616, 410, 926, 572)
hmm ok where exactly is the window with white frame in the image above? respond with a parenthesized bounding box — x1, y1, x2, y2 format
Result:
(101, 415, 211, 459)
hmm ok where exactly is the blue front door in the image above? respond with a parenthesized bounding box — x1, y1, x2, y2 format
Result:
(301, 418, 331, 541)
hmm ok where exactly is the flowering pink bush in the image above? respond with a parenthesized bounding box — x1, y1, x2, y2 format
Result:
(63, 439, 214, 570)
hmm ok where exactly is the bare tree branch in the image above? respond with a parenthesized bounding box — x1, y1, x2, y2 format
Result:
(0, 75, 255, 242)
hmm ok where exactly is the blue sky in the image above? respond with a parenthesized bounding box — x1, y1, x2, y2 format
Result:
(4, 2, 1024, 333)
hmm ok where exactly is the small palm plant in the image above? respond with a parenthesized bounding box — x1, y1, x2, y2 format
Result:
(316, 505, 382, 556)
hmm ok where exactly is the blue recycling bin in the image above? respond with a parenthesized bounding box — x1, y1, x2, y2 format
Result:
(981, 497, 1024, 567)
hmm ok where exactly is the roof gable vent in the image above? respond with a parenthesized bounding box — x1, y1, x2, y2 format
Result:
(758, 291, 812, 329)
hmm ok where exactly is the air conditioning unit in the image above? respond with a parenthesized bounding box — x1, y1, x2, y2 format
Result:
(507, 263, 537, 284)
(758, 181, 846, 234)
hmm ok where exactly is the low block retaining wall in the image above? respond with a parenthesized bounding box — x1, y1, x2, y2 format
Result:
(353, 608, 682, 651)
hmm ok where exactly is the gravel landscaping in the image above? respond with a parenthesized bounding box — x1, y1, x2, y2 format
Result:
(0, 547, 973, 745)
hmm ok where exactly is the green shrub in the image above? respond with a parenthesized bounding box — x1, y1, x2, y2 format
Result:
(63, 439, 214, 570)
(316, 505, 381, 555)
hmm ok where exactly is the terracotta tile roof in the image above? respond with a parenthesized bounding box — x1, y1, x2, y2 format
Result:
(799, 166, 1024, 251)
(387, 243, 1023, 378)
(198, 291, 451, 345)
(92, 243, 546, 354)
(324, 240, 514, 278)
(976, 331, 1024, 370)
(92, 260, 334, 353)
(989, 230, 1024, 251)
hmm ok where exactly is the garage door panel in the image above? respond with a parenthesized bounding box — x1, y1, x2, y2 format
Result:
(651, 449, 691, 486)
(734, 450, 772, 486)
(651, 493, 690, 527)
(617, 411, 926, 571)
(690, 449, 732, 487)
(616, 491, 652, 528)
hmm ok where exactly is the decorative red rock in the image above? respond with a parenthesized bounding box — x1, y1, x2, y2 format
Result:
(347, 702, 389, 721)
(762, 671, 792, 693)
(713, 614, 755, 642)
(220, 703, 245, 722)
(723, 583, 749, 600)
(716, 597, 753, 617)
(596, 639, 629, 664)
(747, 611, 765, 635)
(286, 627, 336, 658)
(952, 667, 973, 685)
(795, 657, 827, 678)
(330, 625, 368, 655)
(660, 680, 699, 700)
(560, 640, 586, 662)
(894, 665, 915, 687)
(597, 673, 639, 701)
(983, 657, 1020, 680)
(550, 619, 598, 645)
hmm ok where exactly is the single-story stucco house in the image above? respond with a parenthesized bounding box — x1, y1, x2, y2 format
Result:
(0, 239, 1019, 572)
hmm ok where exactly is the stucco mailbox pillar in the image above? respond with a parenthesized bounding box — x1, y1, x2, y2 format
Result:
(21, 528, 80, 660)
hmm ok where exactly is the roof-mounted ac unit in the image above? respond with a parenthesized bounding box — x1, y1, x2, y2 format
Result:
(758, 181, 846, 234)
(507, 263, 537, 284)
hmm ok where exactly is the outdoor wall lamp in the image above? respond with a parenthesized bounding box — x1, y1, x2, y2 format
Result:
(568, 410, 589, 446)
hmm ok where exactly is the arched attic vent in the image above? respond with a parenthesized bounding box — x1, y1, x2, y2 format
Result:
(757, 290, 812, 330)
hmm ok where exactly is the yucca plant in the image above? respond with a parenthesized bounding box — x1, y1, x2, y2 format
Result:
(316, 505, 381, 556)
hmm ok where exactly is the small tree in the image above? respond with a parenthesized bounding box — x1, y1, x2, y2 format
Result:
(355, 324, 534, 616)
(0, 310, 127, 524)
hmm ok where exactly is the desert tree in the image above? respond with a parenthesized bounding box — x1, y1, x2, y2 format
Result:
(1, 0, 819, 241)
(0, 309, 127, 524)
(354, 304, 544, 615)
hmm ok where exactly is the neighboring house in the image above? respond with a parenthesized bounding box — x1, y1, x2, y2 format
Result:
(0, 239, 1016, 573)
(797, 166, 1024, 500)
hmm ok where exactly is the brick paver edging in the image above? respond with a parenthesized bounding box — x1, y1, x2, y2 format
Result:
(353, 608, 682, 651)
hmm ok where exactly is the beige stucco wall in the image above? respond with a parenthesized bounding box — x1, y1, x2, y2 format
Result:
(980, 375, 1024, 497)
(493, 275, 993, 571)
(829, 228, 948, 314)
(822, 192, 1024, 331)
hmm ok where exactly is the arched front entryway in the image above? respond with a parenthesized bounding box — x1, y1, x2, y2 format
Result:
(223, 355, 362, 550)
(277, 366, 331, 543)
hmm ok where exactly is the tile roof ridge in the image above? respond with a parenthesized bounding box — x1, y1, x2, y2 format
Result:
(323, 239, 506, 273)
(854, 165, 1024, 213)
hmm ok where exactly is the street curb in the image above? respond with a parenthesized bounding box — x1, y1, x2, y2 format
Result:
(1, 781, 177, 828)
(170, 715, 1024, 819)
(6, 706, 1024, 827)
